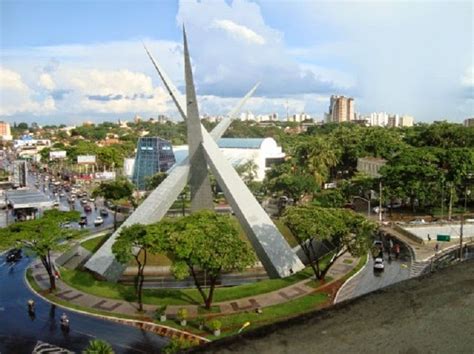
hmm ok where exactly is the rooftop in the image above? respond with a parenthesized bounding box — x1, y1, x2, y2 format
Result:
(218, 138, 265, 149)
(6, 189, 53, 209)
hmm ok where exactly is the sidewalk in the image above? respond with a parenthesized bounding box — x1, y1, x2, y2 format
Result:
(28, 252, 360, 338)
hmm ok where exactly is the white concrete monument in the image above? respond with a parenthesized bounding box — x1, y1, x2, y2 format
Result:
(85, 28, 304, 281)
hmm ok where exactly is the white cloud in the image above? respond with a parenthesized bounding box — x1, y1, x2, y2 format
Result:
(212, 19, 265, 45)
(0, 67, 56, 116)
(462, 66, 474, 87)
(38, 73, 55, 90)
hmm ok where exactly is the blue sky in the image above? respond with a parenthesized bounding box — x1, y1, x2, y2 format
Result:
(0, 0, 472, 125)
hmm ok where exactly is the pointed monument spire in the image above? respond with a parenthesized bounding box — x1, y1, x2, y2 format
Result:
(182, 26, 214, 212)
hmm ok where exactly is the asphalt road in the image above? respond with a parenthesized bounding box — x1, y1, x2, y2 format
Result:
(0, 255, 168, 353)
(338, 238, 412, 301)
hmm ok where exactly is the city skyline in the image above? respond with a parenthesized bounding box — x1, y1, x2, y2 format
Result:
(1, 0, 472, 125)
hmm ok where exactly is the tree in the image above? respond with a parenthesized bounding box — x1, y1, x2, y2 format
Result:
(235, 160, 258, 185)
(265, 163, 318, 202)
(0, 210, 80, 290)
(112, 224, 159, 312)
(93, 178, 135, 230)
(83, 339, 114, 354)
(166, 210, 255, 309)
(145, 172, 168, 191)
(294, 136, 340, 186)
(283, 206, 375, 280)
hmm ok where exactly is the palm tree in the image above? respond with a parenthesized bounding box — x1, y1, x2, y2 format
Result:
(83, 339, 114, 354)
(295, 137, 340, 186)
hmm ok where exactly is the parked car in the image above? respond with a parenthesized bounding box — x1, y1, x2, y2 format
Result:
(59, 192, 65, 197)
(373, 257, 384, 272)
(99, 208, 109, 217)
(89, 197, 95, 203)
(372, 206, 386, 214)
(84, 204, 92, 212)
(94, 216, 104, 226)
(409, 218, 426, 225)
(81, 198, 88, 205)
(6, 248, 22, 262)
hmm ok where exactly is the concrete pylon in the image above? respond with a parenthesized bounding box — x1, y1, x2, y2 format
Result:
(84, 29, 304, 280)
(183, 27, 214, 212)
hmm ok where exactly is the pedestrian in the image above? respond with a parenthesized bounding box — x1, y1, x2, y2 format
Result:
(394, 244, 400, 259)
(427, 233, 431, 241)
(435, 243, 439, 252)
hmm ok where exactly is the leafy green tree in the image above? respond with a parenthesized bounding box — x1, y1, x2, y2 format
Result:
(0, 210, 80, 290)
(380, 147, 440, 211)
(112, 224, 158, 311)
(167, 210, 255, 309)
(265, 163, 318, 201)
(93, 178, 135, 230)
(83, 339, 114, 354)
(296, 136, 340, 186)
(235, 160, 258, 185)
(283, 206, 375, 280)
(145, 172, 168, 191)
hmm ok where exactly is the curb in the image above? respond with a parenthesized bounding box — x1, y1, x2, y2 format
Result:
(333, 253, 370, 304)
(24, 264, 210, 344)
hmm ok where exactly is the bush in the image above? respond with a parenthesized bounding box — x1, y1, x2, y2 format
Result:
(209, 319, 221, 331)
(177, 308, 188, 320)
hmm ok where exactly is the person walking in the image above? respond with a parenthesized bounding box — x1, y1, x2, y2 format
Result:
(394, 243, 400, 259)
(435, 243, 439, 252)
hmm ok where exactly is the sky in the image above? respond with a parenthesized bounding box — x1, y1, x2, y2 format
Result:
(0, 0, 472, 125)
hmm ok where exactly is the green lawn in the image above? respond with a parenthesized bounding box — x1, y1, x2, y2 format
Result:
(81, 234, 110, 253)
(60, 254, 334, 307)
(157, 291, 329, 340)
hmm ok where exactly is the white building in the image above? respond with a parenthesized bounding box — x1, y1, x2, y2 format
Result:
(172, 137, 285, 181)
(123, 158, 135, 178)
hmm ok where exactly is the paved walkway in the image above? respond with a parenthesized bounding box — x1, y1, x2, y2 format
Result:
(29, 252, 360, 339)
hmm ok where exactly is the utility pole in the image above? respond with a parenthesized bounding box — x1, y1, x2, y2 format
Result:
(379, 181, 383, 223)
(459, 214, 464, 260)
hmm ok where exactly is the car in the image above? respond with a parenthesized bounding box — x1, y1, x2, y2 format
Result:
(53, 200, 60, 207)
(373, 257, 384, 272)
(59, 192, 65, 197)
(409, 218, 426, 225)
(99, 208, 109, 217)
(89, 197, 95, 203)
(79, 215, 88, 226)
(94, 216, 104, 226)
(6, 248, 22, 262)
(84, 204, 92, 212)
(81, 198, 88, 205)
(372, 206, 386, 214)
(61, 222, 72, 229)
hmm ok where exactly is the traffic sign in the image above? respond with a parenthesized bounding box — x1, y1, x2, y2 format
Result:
(437, 234, 451, 242)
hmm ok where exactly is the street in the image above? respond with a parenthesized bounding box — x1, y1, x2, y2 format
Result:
(0, 255, 168, 353)
(335, 237, 411, 303)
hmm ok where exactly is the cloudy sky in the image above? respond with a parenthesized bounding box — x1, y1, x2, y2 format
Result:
(0, 0, 472, 125)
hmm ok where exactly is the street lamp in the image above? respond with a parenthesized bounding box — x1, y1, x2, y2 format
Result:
(353, 196, 371, 218)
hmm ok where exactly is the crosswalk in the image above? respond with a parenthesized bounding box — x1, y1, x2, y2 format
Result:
(32, 341, 74, 354)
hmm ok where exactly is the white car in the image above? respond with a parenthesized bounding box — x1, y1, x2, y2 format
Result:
(372, 206, 386, 214)
(94, 216, 104, 226)
(374, 257, 384, 271)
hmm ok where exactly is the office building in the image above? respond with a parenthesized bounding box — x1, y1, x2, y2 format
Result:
(132, 137, 176, 190)
(464, 118, 474, 127)
(0, 121, 12, 141)
(328, 95, 354, 123)
(12, 160, 28, 188)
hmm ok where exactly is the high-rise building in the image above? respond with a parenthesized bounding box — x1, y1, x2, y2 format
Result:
(464, 118, 474, 127)
(328, 95, 354, 123)
(399, 115, 414, 127)
(0, 121, 12, 141)
(132, 137, 176, 190)
(12, 160, 28, 188)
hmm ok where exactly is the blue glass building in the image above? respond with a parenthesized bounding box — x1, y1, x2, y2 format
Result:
(132, 137, 176, 190)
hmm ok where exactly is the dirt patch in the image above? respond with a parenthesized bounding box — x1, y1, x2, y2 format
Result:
(193, 259, 474, 354)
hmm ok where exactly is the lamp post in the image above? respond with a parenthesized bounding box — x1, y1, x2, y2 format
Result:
(379, 181, 383, 223)
(460, 173, 473, 260)
(353, 196, 371, 218)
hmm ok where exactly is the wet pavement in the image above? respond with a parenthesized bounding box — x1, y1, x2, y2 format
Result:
(335, 238, 411, 303)
(0, 256, 168, 354)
